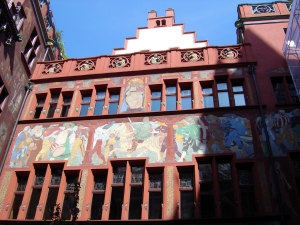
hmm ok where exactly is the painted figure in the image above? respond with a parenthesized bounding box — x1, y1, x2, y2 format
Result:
(257, 109, 300, 156)
(68, 125, 90, 165)
(174, 116, 202, 162)
(10, 123, 89, 168)
(92, 118, 167, 164)
(120, 78, 144, 112)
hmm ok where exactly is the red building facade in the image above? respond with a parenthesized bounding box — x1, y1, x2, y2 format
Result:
(0, 0, 63, 175)
(0, 2, 299, 225)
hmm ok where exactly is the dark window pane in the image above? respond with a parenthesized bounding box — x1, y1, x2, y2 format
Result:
(203, 96, 214, 108)
(61, 105, 70, 117)
(37, 97, 45, 106)
(129, 186, 143, 219)
(220, 182, 236, 217)
(80, 104, 89, 116)
(43, 188, 59, 220)
(149, 192, 162, 219)
(90, 194, 105, 220)
(151, 99, 161, 111)
(166, 95, 176, 110)
(180, 172, 193, 188)
(34, 169, 46, 185)
(65, 175, 78, 191)
(274, 90, 287, 104)
(113, 167, 126, 184)
(51, 93, 59, 102)
(131, 167, 144, 183)
(63, 96, 72, 104)
(200, 183, 215, 218)
(94, 100, 104, 115)
(51, 168, 62, 185)
(9, 194, 24, 219)
(109, 186, 124, 220)
(218, 92, 230, 107)
(61, 193, 74, 220)
(182, 97, 192, 109)
(108, 102, 118, 114)
(94, 174, 107, 190)
(17, 176, 28, 191)
(238, 169, 256, 217)
(218, 163, 232, 181)
(149, 173, 162, 189)
(26, 189, 42, 219)
(47, 103, 57, 118)
(199, 164, 212, 181)
(180, 191, 194, 219)
(34, 107, 43, 119)
(240, 186, 256, 216)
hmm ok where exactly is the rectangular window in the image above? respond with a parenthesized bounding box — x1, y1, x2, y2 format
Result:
(109, 167, 126, 220)
(129, 167, 144, 219)
(166, 85, 176, 110)
(271, 77, 287, 104)
(80, 92, 91, 116)
(232, 81, 246, 106)
(9, 173, 29, 219)
(24, 29, 40, 67)
(217, 82, 230, 107)
(291, 153, 300, 200)
(148, 173, 162, 219)
(150, 86, 162, 111)
(237, 166, 256, 217)
(90, 173, 107, 220)
(199, 163, 215, 218)
(34, 95, 46, 119)
(94, 88, 106, 115)
(47, 92, 59, 118)
(43, 167, 62, 220)
(179, 171, 194, 219)
(180, 84, 192, 109)
(218, 163, 236, 217)
(286, 76, 299, 103)
(26, 168, 46, 219)
(0, 78, 9, 112)
(201, 83, 214, 108)
(61, 93, 73, 117)
(61, 173, 79, 220)
(108, 90, 119, 114)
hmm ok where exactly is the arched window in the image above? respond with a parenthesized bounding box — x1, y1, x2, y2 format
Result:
(156, 20, 160, 26)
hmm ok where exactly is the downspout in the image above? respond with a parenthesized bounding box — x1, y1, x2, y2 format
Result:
(0, 81, 34, 175)
(248, 64, 286, 225)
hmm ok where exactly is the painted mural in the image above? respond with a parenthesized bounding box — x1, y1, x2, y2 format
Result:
(120, 78, 145, 113)
(174, 114, 253, 162)
(0, 122, 8, 154)
(256, 109, 300, 156)
(92, 117, 167, 164)
(9, 123, 89, 168)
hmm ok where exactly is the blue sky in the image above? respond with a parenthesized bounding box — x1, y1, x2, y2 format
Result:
(50, 0, 271, 58)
